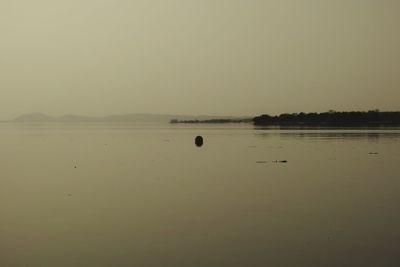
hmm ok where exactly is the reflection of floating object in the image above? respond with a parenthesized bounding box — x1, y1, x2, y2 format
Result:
(256, 160, 288, 164)
(195, 136, 204, 147)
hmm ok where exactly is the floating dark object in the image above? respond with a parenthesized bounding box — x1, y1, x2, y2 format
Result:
(256, 161, 267, 164)
(273, 160, 288, 163)
(369, 152, 379, 155)
(74, 166, 77, 169)
(195, 136, 204, 147)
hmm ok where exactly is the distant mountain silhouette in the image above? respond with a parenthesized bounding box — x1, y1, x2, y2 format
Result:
(13, 113, 243, 123)
(14, 112, 57, 122)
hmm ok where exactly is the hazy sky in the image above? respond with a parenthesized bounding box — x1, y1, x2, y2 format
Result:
(1, 0, 399, 119)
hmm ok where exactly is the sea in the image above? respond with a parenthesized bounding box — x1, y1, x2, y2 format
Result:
(1, 122, 400, 267)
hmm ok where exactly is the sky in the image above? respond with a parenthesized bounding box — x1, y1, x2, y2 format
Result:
(1, 0, 399, 119)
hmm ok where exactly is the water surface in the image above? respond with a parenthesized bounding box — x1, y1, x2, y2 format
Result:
(1, 123, 400, 267)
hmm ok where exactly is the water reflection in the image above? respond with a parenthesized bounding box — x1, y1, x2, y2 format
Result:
(254, 127, 400, 142)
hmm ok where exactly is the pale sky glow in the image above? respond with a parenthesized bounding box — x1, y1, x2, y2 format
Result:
(1, 0, 399, 119)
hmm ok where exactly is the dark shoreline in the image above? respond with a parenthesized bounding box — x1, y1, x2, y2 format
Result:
(254, 111, 400, 126)
(170, 118, 252, 124)
(170, 111, 400, 127)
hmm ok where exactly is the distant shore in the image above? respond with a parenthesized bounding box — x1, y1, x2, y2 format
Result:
(170, 111, 400, 126)
(11, 112, 244, 123)
(170, 118, 252, 124)
(7, 111, 400, 126)
(253, 111, 400, 126)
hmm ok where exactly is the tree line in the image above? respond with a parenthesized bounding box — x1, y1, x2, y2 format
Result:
(253, 110, 400, 126)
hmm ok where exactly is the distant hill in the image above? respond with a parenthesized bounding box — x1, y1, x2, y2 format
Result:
(14, 113, 57, 122)
(13, 113, 244, 123)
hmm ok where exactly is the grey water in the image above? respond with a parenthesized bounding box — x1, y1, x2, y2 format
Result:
(1, 123, 400, 267)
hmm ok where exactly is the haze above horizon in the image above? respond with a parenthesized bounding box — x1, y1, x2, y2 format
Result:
(1, 0, 399, 120)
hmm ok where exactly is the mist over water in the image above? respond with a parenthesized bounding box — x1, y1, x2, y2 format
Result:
(1, 123, 400, 267)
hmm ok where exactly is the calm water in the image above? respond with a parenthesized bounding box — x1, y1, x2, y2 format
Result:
(1, 123, 400, 267)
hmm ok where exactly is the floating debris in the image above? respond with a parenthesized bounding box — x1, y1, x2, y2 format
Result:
(195, 136, 204, 147)
(256, 160, 288, 164)
(273, 160, 288, 163)
(369, 152, 379, 155)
